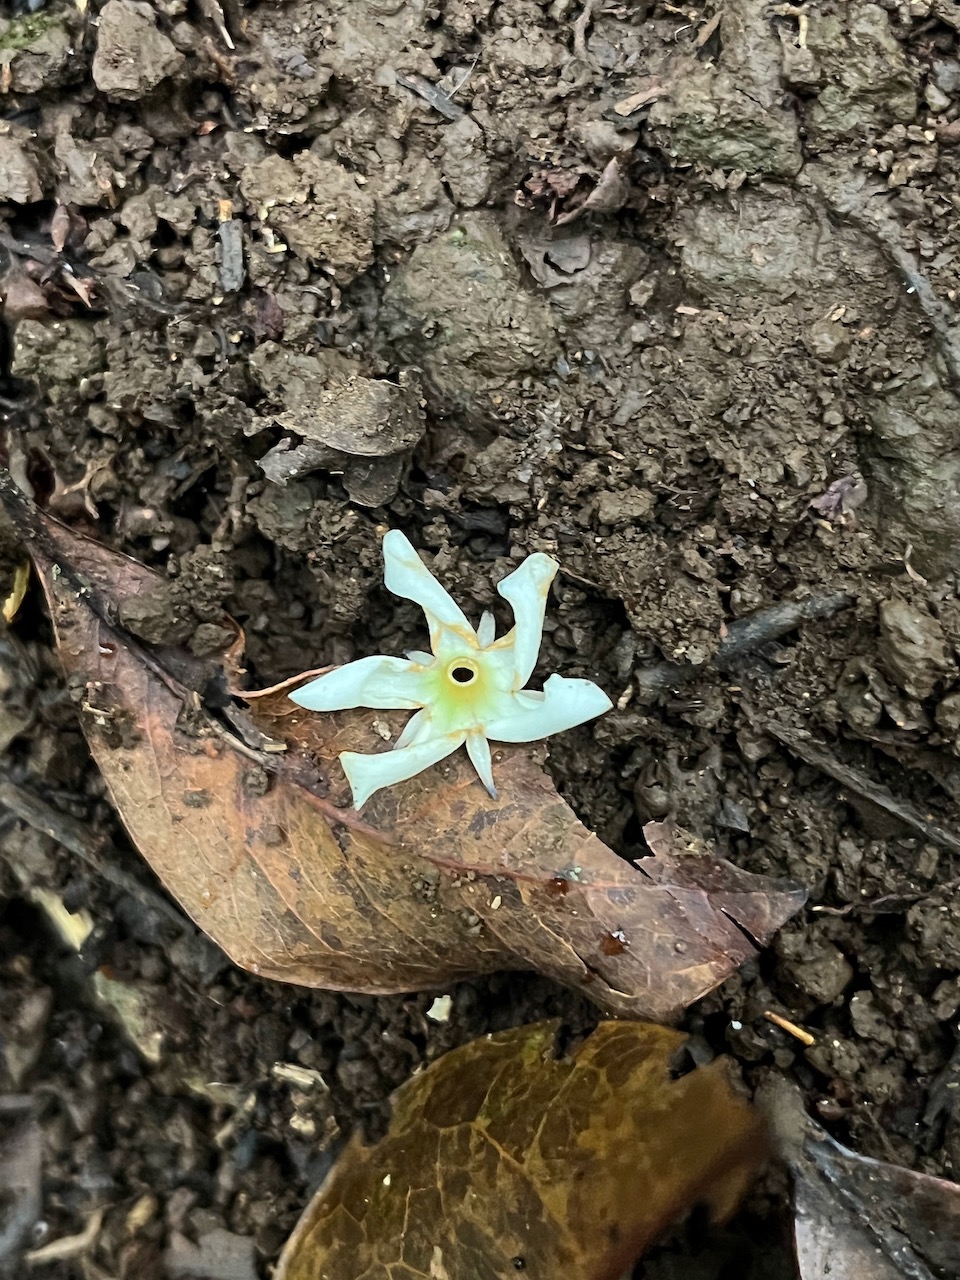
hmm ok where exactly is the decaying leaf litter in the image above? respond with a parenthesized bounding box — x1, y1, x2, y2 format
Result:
(273, 1021, 767, 1280)
(1, 0, 960, 1275)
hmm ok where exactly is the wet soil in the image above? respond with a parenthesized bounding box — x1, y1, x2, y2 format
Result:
(2, 0, 960, 1276)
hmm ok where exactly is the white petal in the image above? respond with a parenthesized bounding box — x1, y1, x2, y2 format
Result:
(466, 731, 497, 798)
(393, 707, 433, 750)
(290, 655, 426, 711)
(382, 530, 473, 648)
(495, 552, 558, 687)
(476, 610, 496, 648)
(340, 733, 465, 808)
(482, 674, 612, 743)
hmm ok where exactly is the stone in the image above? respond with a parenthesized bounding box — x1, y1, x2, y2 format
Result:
(93, 0, 184, 100)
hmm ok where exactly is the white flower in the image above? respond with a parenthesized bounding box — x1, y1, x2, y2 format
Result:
(290, 530, 612, 809)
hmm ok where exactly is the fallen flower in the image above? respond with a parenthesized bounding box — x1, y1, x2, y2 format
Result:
(290, 531, 612, 808)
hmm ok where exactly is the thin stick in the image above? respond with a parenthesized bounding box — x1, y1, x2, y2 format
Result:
(764, 1010, 815, 1046)
(232, 667, 334, 700)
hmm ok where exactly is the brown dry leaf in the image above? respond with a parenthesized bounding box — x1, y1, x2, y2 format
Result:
(3, 477, 805, 1018)
(275, 1020, 766, 1280)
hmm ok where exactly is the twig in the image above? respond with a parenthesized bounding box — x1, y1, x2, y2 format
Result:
(634, 592, 854, 694)
(765, 720, 960, 857)
(764, 1010, 815, 1046)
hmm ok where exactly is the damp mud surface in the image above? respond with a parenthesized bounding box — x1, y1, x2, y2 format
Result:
(2, 0, 960, 1276)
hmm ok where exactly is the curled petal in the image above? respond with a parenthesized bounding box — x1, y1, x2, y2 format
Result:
(495, 552, 558, 687)
(393, 707, 434, 750)
(482, 674, 612, 743)
(383, 530, 473, 649)
(341, 732, 465, 809)
(290, 655, 427, 712)
(466, 731, 497, 799)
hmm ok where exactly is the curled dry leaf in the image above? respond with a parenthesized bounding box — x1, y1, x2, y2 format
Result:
(274, 1020, 767, 1280)
(3, 477, 805, 1018)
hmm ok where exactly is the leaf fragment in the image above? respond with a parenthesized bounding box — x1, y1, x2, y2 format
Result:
(788, 1101, 960, 1279)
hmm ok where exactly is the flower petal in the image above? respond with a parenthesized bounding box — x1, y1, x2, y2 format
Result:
(290, 655, 427, 712)
(393, 707, 433, 750)
(466, 731, 497, 798)
(383, 530, 473, 649)
(495, 552, 558, 687)
(476, 610, 496, 648)
(482, 673, 612, 743)
(340, 732, 465, 809)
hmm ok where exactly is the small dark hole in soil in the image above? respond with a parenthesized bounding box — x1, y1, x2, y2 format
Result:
(451, 666, 475, 683)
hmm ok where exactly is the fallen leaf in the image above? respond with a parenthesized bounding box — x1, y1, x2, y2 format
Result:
(524, 167, 584, 201)
(50, 204, 72, 254)
(695, 11, 723, 48)
(1, 474, 805, 1018)
(49, 204, 87, 254)
(274, 1020, 766, 1280)
(773, 1081, 960, 1279)
(60, 271, 98, 308)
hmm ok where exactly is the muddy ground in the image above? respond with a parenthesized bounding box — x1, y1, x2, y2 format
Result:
(2, 0, 960, 1275)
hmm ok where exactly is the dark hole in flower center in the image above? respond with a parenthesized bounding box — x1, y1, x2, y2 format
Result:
(451, 666, 475, 684)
